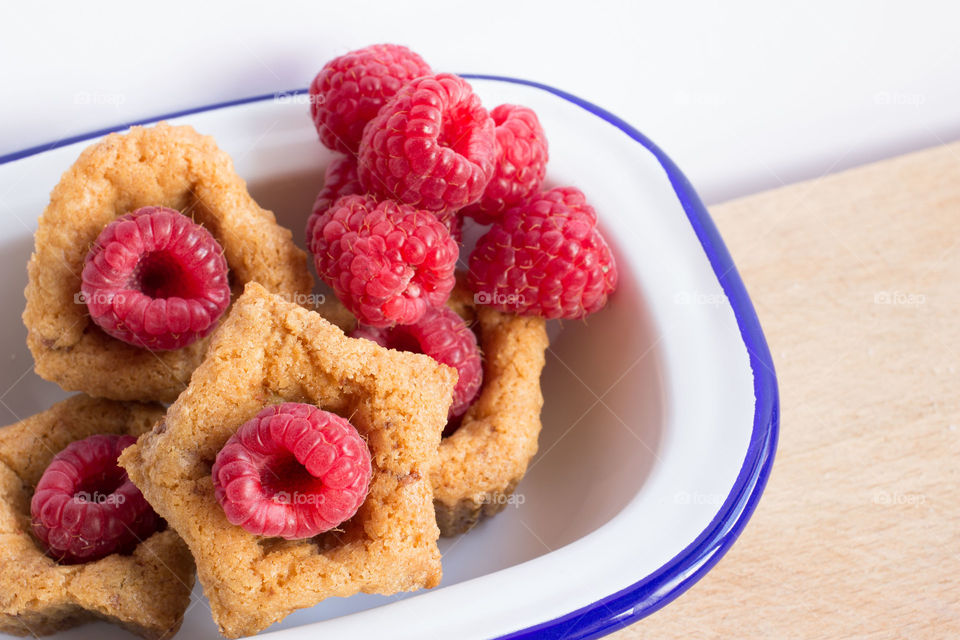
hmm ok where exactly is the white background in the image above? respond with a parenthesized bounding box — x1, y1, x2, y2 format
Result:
(1, 0, 958, 204)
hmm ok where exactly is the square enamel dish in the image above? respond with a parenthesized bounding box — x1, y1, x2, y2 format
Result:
(0, 76, 778, 640)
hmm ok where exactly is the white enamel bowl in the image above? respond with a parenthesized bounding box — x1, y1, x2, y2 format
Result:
(0, 76, 778, 640)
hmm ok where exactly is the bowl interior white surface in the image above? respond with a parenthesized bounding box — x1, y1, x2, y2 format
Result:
(0, 78, 755, 639)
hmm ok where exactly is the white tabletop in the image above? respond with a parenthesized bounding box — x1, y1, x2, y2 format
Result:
(1, 0, 957, 204)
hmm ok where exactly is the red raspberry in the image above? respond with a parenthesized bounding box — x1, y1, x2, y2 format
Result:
(81, 206, 231, 351)
(309, 44, 432, 154)
(463, 104, 549, 224)
(309, 194, 458, 327)
(358, 73, 496, 214)
(467, 187, 617, 319)
(351, 306, 482, 418)
(306, 156, 462, 254)
(211, 403, 372, 539)
(306, 155, 364, 255)
(31, 434, 161, 564)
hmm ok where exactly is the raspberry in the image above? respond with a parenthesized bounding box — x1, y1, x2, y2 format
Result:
(306, 155, 364, 255)
(351, 305, 482, 418)
(467, 187, 617, 319)
(31, 434, 161, 564)
(309, 194, 458, 327)
(463, 104, 549, 224)
(306, 156, 463, 254)
(358, 73, 496, 214)
(81, 206, 231, 351)
(309, 44, 432, 154)
(211, 403, 372, 539)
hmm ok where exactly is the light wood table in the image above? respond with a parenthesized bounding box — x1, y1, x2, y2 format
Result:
(615, 143, 960, 638)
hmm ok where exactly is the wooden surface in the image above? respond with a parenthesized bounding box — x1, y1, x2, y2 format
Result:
(615, 143, 960, 638)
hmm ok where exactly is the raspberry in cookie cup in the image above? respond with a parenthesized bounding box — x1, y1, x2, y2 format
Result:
(0, 395, 194, 639)
(212, 403, 372, 539)
(119, 283, 456, 638)
(81, 206, 230, 351)
(425, 284, 550, 536)
(345, 280, 548, 536)
(23, 123, 312, 403)
(31, 433, 162, 564)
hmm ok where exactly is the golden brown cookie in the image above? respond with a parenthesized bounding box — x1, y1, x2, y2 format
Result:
(119, 282, 456, 638)
(23, 123, 312, 403)
(0, 395, 195, 639)
(432, 284, 549, 535)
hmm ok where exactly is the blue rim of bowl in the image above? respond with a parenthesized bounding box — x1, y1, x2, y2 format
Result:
(0, 76, 779, 640)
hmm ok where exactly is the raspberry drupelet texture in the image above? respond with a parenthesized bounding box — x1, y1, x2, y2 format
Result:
(211, 403, 372, 540)
(463, 104, 549, 224)
(81, 206, 231, 351)
(309, 43, 432, 154)
(468, 187, 618, 319)
(306, 155, 364, 255)
(309, 194, 459, 327)
(352, 306, 483, 419)
(358, 73, 496, 214)
(306, 155, 462, 252)
(31, 434, 161, 564)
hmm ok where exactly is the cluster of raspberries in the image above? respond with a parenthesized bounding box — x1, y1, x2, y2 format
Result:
(39, 44, 622, 557)
(307, 44, 618, 416)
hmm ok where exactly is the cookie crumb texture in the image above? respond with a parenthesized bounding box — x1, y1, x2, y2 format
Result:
(433, 284, 549, 536)
(120, 282, 456, 638)
(0, 395, 194, 640)
(23, 123, 312, 403)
